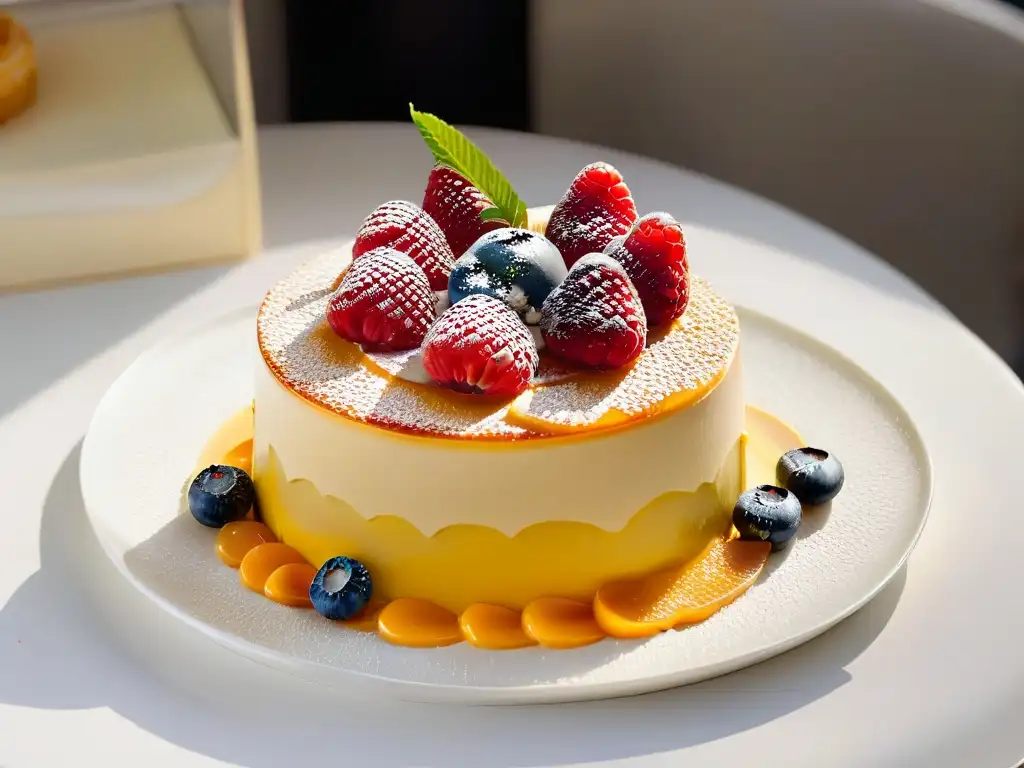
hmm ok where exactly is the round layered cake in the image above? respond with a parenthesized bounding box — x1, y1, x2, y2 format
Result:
(184, 117, 846, 649)
(254, 208, 745, 613)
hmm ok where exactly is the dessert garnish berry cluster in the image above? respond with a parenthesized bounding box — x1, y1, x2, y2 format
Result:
(325, 106, 691, 397)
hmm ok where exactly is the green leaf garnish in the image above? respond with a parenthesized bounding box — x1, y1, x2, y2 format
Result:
(410, 103, 528, 228)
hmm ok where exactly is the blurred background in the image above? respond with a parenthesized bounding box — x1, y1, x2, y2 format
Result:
(245, 0, 1024, 379)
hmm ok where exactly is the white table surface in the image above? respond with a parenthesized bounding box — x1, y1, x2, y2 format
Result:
(1, 124, 1023, 768)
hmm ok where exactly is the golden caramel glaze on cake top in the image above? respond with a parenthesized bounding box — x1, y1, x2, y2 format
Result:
(256, 213, 739, 441)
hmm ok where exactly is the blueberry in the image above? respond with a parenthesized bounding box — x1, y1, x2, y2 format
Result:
(448, 228, 568, 322)
(776, 447, 845, 506)
(732, 484, 802, 552)
(187, 464, 255, 528)
(309, 556, 373, 620)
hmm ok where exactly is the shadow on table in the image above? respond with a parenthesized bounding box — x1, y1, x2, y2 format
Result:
(0, 443, 906, 767)
(119, 511, 634, 688)
(0, 262, 233, 421)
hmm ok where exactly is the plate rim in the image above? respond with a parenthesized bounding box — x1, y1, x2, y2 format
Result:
(79, 303, 934, 705)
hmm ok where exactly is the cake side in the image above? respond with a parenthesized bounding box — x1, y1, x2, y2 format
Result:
(254, 341, 745, 536)
(253, 348, 745, 611)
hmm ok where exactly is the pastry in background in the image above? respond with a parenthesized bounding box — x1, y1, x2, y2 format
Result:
(0, 13, 37, 124)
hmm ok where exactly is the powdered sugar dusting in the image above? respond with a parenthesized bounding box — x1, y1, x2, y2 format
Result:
(513, 276, 738, 429)
(259, 245, 525, 438)
(257, 222, 738, 440)
(420, 294, 539, 397)
(422, 166, 509, 258)
(545, 162, 638, 268)
(539, 253, 647, 369)
(606, 211, 690, 327)
(352, 200, 455, 291)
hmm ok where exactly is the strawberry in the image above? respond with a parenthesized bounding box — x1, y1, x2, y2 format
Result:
(605, 212, 689, 327)
(422, 165, 508, 259)
(326, 247, 436, 352)
(422, 294, 538, 397)
(545, 162, 638, 270)
(352, 200, 455, 291)
(540, 254, 647, 369)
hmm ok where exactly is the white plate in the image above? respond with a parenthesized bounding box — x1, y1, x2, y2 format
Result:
(78, 304, 931, 705)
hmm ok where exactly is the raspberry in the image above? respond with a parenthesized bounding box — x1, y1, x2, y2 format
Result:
(545, 162, 638, 270)
(605, 212, 689, 327)
(352, 200, 455, 292)
(422, 165, 508, 258)
(326, 248, 436, 352)
(422, 294, 538, 396)
(540, 254, 647, 369)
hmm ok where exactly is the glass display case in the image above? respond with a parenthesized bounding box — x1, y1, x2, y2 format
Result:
(0, 0, 261, 290)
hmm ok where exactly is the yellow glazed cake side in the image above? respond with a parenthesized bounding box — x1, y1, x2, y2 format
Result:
(252, 350, 746, 613)
(194, 403, 808, 648)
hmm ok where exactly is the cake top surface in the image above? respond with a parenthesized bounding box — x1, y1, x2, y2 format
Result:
(256, 238, 740, 441)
